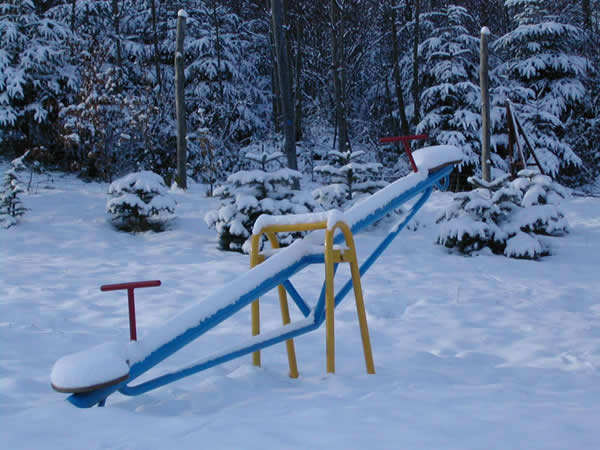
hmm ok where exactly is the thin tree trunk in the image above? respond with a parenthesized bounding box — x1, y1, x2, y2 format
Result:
(480, 27, 491, 182)
(212, 1, 224, 103)
(272, 0, 299, 185)
(389, 2, 410, 135)
(582, 0, 592, 31)
(412, 0, 421, 126)
(112, 0, 122, 68)
(175, 12, 187, 189)
(331, 0, 348, 155)
(150, 0, 162, 91)
(70, 0, 76, 32)
(384, 72, 400, 141)
(294, 19, 303, 141)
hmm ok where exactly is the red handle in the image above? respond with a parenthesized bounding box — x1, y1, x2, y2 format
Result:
(100, 280, 161, 341)
(100, 280, 161, 291)
(379, 134, 428, 143)
(379, 134, 428, 173)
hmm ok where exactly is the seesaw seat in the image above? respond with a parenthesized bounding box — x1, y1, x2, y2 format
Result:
(51, 343, 130, 393)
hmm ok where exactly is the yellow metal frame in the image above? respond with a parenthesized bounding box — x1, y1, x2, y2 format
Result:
(250, 218, 375, 377)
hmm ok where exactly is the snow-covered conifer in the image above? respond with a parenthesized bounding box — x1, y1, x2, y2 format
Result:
(107, 171, 176, 233)
(0, 152, 28, 228)
(416, 6, 482, 171)
(313, 145, 385, 209)
(205, 146, 319, 253)
(0, 0, 75, 153)
(493, 0, 586, 177)
(437, 169, 568, 259)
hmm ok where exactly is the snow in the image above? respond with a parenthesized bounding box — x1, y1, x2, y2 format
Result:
(50, 342, 129, 391)
(3, 169, 600, 448)
(178, 9, 188, 19)
(412, 145, 464, 172)
(481, 26, 490, 35)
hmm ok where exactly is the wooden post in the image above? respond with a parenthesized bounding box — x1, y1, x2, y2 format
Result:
(480, 26, 491, 182)
(175, 10, 187, 189)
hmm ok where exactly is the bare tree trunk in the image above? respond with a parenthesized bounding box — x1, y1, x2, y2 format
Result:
(384, 73, 400, 140)
(411, 0, 421, 126)
(389, 1, 410, 135)
(150, 0, 162, 91)
(294, 19, 303, 141)
(480, 27, 491, 182)
(272, 0, 299, 185)
(212, 0, 224, 103)
(111, 0, 122, 68)
(331, 0, 348, 155)
(582, 0, 592, 31)
(70, 0, 76, 32)
(175, 11, 187, 189)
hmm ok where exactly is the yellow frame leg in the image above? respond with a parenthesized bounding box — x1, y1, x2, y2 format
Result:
(324, 229, 336, 374)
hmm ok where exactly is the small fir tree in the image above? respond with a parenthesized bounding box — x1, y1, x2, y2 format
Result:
(437, 170, 569, 259)
(107, 171, 176, 233)
(0, 153, 28, 228)
(205, 146, 319, 253)
(313, 145, 386, 209)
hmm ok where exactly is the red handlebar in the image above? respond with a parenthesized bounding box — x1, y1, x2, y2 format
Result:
(379, 134, 428, 173)
(100, 280, 161, 341)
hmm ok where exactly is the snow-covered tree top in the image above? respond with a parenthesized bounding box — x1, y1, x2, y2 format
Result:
(108, 171, 169, 195)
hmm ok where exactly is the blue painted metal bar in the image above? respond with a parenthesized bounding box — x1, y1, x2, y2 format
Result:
(66, 165, 456, 408)
(333, 187, 433, 308)
(120, 319, 320, 396)
(282, 280, 311, 318)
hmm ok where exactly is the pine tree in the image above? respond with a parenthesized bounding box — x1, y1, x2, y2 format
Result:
(493, 0, 587, 178)
(437, 169, 569, 259)
(416, 6, 482, 171)
(0, 152, 28, 228)
(0, 0, 75, 154)
(204, 146, 319, 253)
(107, 171, 176, 233)
(313, 145, 386, 209)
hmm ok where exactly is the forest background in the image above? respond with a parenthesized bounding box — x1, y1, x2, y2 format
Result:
(1, 0, 599, 191)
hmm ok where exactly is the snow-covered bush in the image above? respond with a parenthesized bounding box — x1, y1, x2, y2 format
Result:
(437, 170, 568, 259)
(313, 146, 385, 209)
(204, 148, 319, 253)
(107, 171, 176, 232)
(0, 153, 28, 228)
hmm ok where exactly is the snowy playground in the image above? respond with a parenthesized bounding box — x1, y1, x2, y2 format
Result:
(2, 151, 600, 448)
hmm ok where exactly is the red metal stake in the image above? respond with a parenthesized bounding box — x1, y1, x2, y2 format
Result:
(379, 134, 428, 173)
(100, 280, 161, 341)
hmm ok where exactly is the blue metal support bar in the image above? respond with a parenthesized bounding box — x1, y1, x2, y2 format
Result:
(282, 280, 311, 318)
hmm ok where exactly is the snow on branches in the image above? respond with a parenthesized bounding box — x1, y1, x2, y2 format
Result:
(107, 171, 176, 233)
(205, 147, 319, 253)
(437, 170, 569, 259)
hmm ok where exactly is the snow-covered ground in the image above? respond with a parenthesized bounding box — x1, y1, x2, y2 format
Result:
(2, 170, 600, 449)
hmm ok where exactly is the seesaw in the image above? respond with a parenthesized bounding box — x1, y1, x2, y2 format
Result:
(51, 142, 463, 408)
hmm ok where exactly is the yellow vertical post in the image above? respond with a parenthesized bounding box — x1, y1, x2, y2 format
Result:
(250, 234, 261, 367)
(324, 229, 336, 374)
(267, 232, 299, 379)
(346, 248, 375, 373)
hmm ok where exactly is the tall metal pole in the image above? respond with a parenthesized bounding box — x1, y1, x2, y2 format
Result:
(175, 10, 187, 189)
(480, 26, 491, 182)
